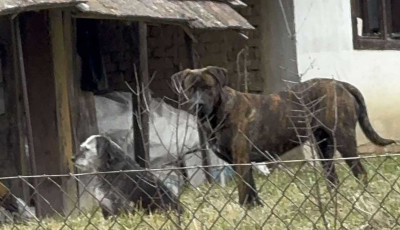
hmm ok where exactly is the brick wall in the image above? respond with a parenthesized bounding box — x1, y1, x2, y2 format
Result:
(95, 1, 263, 98)
(97, 20, 140, 90)
(147, 25, 191, 100)
(192, 0, 263, 93)
(238, 0, 263, 93)
(146, 24, 258, 100)
(192, 30, 260, 92)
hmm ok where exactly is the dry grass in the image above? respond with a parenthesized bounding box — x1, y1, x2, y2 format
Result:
(1, 156, 400, 230)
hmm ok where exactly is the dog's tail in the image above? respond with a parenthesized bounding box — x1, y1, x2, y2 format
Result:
(342, 82, 395, 146)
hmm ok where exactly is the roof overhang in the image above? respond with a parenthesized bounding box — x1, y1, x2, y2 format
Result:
(74, 0, 254, 30)
(0, 0, 83, 16)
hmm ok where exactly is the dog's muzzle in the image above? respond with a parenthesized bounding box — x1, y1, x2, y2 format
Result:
(189, 102, 207, 117)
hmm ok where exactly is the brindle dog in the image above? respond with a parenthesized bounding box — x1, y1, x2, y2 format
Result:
(172, 66, 395, 207)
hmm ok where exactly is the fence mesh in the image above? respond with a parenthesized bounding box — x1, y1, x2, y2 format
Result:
(4, 49, 398, 230)
(0, 154, 399, 230)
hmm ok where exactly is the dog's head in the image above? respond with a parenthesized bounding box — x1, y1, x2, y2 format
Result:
(73, 135, 126, 172)
(171, 66, 228, 117)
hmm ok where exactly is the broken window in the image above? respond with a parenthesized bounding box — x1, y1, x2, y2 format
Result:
(352, 0, 400, 49)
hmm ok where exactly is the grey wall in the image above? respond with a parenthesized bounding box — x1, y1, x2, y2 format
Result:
(259, 0, 299, 94)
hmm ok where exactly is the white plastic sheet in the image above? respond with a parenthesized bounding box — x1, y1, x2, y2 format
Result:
(94, 92, 233, 194)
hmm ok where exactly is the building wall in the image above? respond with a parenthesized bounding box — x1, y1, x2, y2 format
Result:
(193, 30, 248, 90)
(92, 18, 262, 102)
(93, 3, 268, 100)
(145, 0, 272, 97)
(147, 24, 190, 100)
(96, 20, 140, 90)
(294, 0, 400, 148)
(232, 0, 265, 93)
(240, 0, 264, 93)
(146, 22, 262, 101)
(259, 0, 299, 93)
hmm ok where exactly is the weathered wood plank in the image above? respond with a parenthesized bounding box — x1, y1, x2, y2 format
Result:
(49, 9, 77, 215)
(8, 16, 30, 201)
(0, 0, 83, 16)
(133, 22, 150, 169)
(19, 11, 62, 216)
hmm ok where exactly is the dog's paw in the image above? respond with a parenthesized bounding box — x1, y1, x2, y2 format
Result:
(243, 195, 263, 208)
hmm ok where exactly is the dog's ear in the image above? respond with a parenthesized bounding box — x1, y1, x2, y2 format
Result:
(171, 69, 189, 95)
(205, 66, 228, 87)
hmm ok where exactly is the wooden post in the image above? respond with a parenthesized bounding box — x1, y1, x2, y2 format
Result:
(13, 14, 41, 217)
(71, 19, 99, 211)
(9, 15, 30, 203)
(184, 32, 213, 183)
(133, 22, 150, 168)
(49, 9, 77, 215)
(18, 10, 70, 217)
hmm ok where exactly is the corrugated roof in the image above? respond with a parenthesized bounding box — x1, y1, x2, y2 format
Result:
(77, 0, 254, 30)
(0, 0, 82, 16)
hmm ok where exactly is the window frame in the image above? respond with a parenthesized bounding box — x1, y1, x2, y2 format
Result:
(351, 0, 400, 50)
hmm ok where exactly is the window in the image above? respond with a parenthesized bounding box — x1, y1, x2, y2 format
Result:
(352, 0, 400, 49)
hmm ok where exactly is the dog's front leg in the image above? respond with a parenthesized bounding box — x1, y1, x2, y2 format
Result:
(232, 132, 262, 207)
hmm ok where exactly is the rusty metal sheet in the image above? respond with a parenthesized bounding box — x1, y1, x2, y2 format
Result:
(0, 0, 83, 15)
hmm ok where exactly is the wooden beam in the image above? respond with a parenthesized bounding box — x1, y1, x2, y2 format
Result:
(19, 10, 68, 217)
(49, 9, 77, 215)
(133, 22, 150, 168)
(50, 10, 74, 175)
(9, 15, 30, 202)
(13, 14, 42, 217)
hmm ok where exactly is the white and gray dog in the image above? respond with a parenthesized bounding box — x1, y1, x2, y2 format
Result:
(0, 183, 36, 223)
(73, 135, 183, 218)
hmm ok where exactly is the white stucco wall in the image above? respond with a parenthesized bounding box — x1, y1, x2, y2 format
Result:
(294, 0, 400, 145)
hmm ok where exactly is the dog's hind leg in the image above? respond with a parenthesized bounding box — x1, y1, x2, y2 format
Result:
(337, 131, 368, 186)
(314, 128, 339, 189)
(99, 198, 120, 219)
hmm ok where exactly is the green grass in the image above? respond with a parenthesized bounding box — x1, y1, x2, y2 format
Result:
(2, 156, 400, 230)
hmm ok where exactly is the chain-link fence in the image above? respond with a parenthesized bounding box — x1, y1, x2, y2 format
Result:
(1, 46, 397, 230)
(0, 154, 399, 229)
